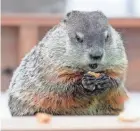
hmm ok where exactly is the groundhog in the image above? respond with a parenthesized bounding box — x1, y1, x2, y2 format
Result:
(8, 11, 128, 116)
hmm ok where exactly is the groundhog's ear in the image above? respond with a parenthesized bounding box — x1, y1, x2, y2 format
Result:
(63, 10, 80, 23)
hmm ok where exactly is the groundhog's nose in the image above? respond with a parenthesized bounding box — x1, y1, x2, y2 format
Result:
(89, 50, 103, 60)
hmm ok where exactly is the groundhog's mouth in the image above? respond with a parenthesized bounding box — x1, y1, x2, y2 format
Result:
(88, 63, 106, 74)
(88, 64, 98, 69)
(64, 64, 105, 74)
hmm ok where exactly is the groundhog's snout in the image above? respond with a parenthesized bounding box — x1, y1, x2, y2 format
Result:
(89, 50, 103, 60)
(88, 49, 103, 69)
(89, 51, 103, 60)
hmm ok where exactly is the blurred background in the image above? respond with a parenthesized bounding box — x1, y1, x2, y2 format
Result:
(1, 0, 140, 117)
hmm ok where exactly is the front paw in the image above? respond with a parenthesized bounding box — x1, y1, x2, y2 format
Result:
(82, 74, 97, 92)
(82, 73, 120, 93)
(95, 74, 120, 89)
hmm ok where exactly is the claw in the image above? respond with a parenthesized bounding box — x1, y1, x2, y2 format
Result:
(82, 72, 120, 93)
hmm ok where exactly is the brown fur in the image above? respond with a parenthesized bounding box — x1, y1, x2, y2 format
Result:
(34, 68, 127, 114)
(33, 92, 92, 111)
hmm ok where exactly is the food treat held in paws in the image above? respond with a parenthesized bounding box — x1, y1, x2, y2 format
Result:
(88, 71, 101, 78)
(36, 113, 52, 123)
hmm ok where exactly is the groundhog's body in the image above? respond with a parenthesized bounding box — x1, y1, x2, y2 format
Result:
(8, 11, 128, 116)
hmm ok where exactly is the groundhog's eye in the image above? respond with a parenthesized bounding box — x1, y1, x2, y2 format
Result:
(104, 31, 110, 42)
(75, 32, 84, 43)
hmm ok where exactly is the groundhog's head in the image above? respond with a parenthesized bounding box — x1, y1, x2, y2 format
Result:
(45, 11, 127, 72)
